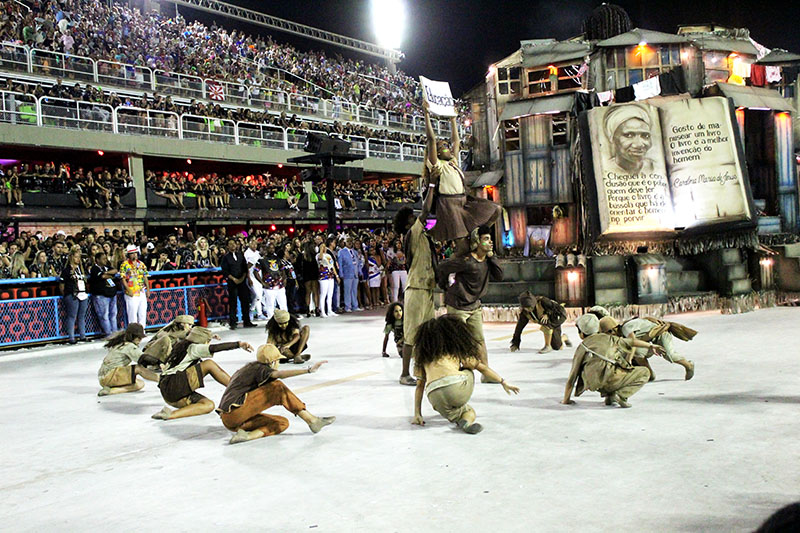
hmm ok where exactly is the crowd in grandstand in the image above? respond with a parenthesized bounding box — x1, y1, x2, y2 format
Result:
(0, 0, 470, 128)
(1, 162, 132, 207)
(3, 77, 431, 146)
(145, 169, 420, 212)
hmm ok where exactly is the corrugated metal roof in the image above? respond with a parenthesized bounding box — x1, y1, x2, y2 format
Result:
(756, 49, 800, 65)
(690, 35, 759, 55)
(596, 28, 687, 47)
(520, 40, 592, 68)
(712, 83, 795, 112)
(499, 94, 575, 121)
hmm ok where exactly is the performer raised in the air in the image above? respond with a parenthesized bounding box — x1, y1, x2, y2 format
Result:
(423, 100, 500, 248)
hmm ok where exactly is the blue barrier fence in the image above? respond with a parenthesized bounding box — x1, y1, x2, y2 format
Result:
(0, 268, 233, 348)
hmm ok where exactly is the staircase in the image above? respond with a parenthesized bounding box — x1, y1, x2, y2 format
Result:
(698, 248, 752, 296)
(483, 259, 555, 304)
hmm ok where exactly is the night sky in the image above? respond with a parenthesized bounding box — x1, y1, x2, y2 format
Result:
(184, 1, 800, 96)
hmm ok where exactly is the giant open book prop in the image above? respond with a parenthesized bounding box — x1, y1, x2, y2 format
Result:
(580, 96, 756, 238)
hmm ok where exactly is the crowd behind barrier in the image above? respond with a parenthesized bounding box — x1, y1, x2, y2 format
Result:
(0, 224, 461, 348)
(0, 79, 473, 164)
(1, 161, 132, 207)
(0, 0, 471, 134)
(0, 156, 421, 211)
(146, 169, 420, 212)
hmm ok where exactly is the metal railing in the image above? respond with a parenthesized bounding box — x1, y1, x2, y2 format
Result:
(181, 114, 236, 144)
(2, 41, 468, 137)
(39, 96, 113, 132)
(97, 60, 154, 92)
(116, 105, 180, 137)
(0, 90, 471, 163)
(0, 90, 38, 126)
(154, 69, 204, 100)
(0, 269, 229, 348)
(0, 42, 30, 73)
(236, 122, 286, 149)
(31, 48, 95, 82)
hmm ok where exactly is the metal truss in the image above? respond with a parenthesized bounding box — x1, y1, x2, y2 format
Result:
(159, 0, 404, 63)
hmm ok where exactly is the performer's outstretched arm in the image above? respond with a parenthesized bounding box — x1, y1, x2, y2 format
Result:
(424, 101, 438, 167)
(562, 349, 586, 404)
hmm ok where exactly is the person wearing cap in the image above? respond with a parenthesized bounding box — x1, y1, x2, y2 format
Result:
(562, 314, 664, 408)
(139, 314, 196, 368)
(266, 310, 310, 364)
(220, 238, 257, 330)
(412, 315, 520, 434)
(97, 323, 158, 396)
(218, 344, 335, 444)
(607, 316, 696, 381)
(119, 244, 149, 328)
(152, 326, 254, 421)
(509, 291, 572, 354)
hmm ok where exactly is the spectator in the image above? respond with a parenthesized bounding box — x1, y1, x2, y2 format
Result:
(60, 244, 89, 344)
(220, 238, 256, 330)
(119, 244, 149, 328)
(89, 251, 119, 338)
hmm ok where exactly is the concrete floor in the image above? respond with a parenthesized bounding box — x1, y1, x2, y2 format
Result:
(1, 307, 798, 532)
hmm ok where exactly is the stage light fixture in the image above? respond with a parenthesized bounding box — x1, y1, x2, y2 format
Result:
(97, 150, 104, 156)
(371, 0, 405, 49)
(270, 224, 277, 231)
(186, 159, 192, 164)
(278, 163, 283, 168)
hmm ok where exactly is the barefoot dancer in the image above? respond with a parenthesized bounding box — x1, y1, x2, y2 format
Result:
(266, 310, 311, 364)
(152, 326, 253, 420)
(412, 315, 519, 434)
(562, 314, 664, 408)
(97, 323, 158, 396)
(603, 316, 696, 381)
(218, 344, 335, 444)
(509, 291, 572, 354)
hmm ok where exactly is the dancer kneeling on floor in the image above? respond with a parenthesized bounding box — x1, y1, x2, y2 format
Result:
(562, 314, 664, 408)
(509, 291, 571, 354)
(601, 315, 696, 382)
(138, 314, 195, 369)
(218, 344, 335, 444)
(412, 315, 519, 434)
(266, 310, 310, 364)
(382, 302, 404, 358)
(97, 323, 158, 396)
(152, 326, 253, 420)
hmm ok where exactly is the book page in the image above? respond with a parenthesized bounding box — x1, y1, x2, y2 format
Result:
(659, 97, 751, 227)
(587, 103, 674, 234)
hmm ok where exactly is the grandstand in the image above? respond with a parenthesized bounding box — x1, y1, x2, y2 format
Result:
(0, 0, 473, 348)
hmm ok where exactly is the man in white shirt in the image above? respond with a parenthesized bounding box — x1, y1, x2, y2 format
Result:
(244, 238, 264, 320)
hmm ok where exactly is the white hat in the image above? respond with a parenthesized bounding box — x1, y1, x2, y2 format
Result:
(56, 230, 66, 237)
(576, 314, 600, 336)
(145, 242, 155, 250)
(125, 244, 140, 255)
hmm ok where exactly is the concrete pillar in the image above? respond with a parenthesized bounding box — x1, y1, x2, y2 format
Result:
(128, 155, 147, 209)
(304, 181, 315, 211)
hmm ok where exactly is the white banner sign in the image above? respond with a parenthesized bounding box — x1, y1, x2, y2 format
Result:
(420, 76, 457, 117)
